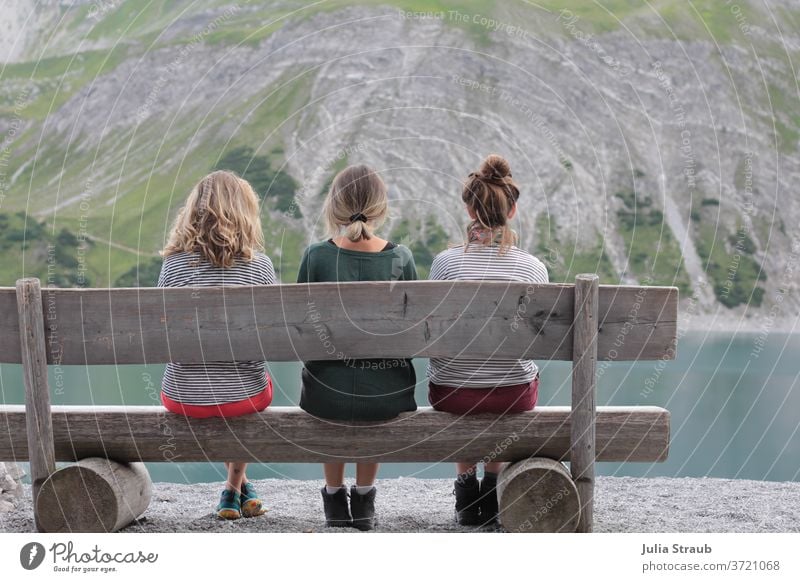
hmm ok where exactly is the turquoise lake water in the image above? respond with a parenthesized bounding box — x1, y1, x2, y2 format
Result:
(1, 332, 798, 483)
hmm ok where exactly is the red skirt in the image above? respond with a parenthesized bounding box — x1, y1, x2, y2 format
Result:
(161, 376, 273, 418)
(428, 376, 539, 415)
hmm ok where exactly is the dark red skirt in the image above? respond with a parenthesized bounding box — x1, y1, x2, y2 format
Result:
(428, 376, 539, 415)
(161, 375, 273, 418)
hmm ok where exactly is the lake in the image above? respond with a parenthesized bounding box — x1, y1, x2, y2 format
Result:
(1, 332, 798, 483)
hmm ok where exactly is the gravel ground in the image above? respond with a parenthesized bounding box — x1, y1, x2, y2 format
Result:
(1, 476, 798, 533)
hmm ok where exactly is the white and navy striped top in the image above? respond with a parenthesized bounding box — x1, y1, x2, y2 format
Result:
(157, 251, 276, 405)
(427, 243, 549, 388)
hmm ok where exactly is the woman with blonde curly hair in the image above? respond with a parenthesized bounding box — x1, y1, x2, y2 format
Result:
(158, 170, 276, 520)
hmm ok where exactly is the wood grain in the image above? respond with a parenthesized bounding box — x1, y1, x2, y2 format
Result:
(0, 281, 678, 364)
(571, 274, 599, 533)
(0, 405, 670, 463)
(15, 278, 56, 532)
(497, 457, 580, 533)
(36, 458, 152, 533)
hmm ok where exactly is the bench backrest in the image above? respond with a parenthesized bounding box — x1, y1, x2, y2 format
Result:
(0, 280, 677, 365)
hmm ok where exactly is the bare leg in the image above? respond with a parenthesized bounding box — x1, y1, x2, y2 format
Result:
(485, 461, 506, 475)
(355, 463, 379, 486)
(457, 463, 477, 477)
(324, 463, 346, 488)
(226, 461, 250, 485)
(226, 462, 247, 492)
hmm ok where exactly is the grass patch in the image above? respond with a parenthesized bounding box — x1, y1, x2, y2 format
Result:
(534, 213, 617, 283)
(695, 223, 766, 308)
(615, 190, 691, 293)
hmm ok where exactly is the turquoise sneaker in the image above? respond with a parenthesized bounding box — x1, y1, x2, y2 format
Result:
(217, 489, 242, 520)
(240, 482, 266, 518)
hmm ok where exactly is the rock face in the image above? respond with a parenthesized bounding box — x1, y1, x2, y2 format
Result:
(0, 462, 25, 512)
(0, 2, 797, 326)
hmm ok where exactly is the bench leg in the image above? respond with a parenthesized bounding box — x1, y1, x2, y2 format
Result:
(16, 278, 56, 532)
(571, 274, 598, 533)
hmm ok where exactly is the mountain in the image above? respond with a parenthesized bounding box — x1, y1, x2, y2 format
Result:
(1, 0, 798, 330)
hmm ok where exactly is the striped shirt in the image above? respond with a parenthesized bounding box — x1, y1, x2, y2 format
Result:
(427, 243, 549, 388)
(157, 251, 276, 406)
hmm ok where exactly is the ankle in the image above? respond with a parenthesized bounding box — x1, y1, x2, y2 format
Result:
(325, 484, 346, 495)
(354, 484, 375, 496)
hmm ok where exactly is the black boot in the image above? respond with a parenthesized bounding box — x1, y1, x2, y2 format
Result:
(349, 486, 377, 531)
(321, 486, 352, 528)
(453, 473, 482, 526)
(479, 472, 499, 527)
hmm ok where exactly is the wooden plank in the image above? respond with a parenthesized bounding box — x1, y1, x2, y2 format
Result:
(15, 278, 56, 532)
(0, 281, 677, 364)
(0, 405, 670, 463)
(571, 274, 599, 533)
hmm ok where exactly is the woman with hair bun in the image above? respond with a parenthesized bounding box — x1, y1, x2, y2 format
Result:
(297, 164, 418, 531)
(427, 154, 549, 528)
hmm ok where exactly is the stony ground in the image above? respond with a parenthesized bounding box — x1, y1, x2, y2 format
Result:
(2, 476, 799, 533)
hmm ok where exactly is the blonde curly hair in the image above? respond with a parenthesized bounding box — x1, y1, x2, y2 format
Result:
(162, 170, 264, 268)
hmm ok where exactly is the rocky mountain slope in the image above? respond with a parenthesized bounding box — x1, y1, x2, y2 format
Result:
(1, 0, 798, 329)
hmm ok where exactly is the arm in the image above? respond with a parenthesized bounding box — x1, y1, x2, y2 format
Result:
(260, 255, 277, 285)
(156, 257, 169, 287)
(402, 247, 418, 281)
(296, 247, 311, 284)
(427, 251, 448, 281)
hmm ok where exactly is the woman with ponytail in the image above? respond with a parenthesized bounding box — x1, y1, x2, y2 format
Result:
(297, 164, 418, 531)
(427, 154, 549, 528)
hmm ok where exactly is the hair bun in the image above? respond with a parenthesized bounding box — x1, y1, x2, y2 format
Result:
(479, 154, 511, 179)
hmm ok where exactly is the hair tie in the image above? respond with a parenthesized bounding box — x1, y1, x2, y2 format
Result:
(349, 213, 367, 224)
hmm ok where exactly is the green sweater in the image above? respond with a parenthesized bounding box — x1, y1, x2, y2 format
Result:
(297, 240, 419, 421)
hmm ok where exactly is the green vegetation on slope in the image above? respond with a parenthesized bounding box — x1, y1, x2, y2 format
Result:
(534, 213, 617, 284)
(615, 190, 691, 293)
(215, 146, 301, 217)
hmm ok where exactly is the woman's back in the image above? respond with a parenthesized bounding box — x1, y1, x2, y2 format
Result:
(158, 251, 275, 405)
(298, 240, 418, 421)
(427, 243, 549, 388)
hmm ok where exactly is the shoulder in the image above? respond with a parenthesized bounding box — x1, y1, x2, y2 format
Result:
(302, 241, 332, 258)
(433, 245, 464, 262)
(508, 247, 549, 281)
(392, 244, 415, 261)
(251, 251, 275, 270)
(161, 251, 199, 269)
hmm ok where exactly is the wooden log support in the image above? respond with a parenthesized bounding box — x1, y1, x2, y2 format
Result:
(571, 274, 599, 533)
(15, 278, 56, 531)
(36, 458, 152, 533)
(497, 457, 580, 533)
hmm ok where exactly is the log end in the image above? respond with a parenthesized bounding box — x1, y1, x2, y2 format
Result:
(36, 458, 152, 533)
(498, 457, 581, 533)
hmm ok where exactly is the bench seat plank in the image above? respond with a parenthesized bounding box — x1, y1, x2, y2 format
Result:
(0, 405, 669, 463)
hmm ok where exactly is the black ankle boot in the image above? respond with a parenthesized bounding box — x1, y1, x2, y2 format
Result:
(349, 486, 377, 531)
(453, 474, 482, 526)
(479, 472, 499, 527)
(321, 486, 352, 527)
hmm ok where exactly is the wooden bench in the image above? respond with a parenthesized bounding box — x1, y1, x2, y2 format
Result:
(0, 275, 677, 532)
